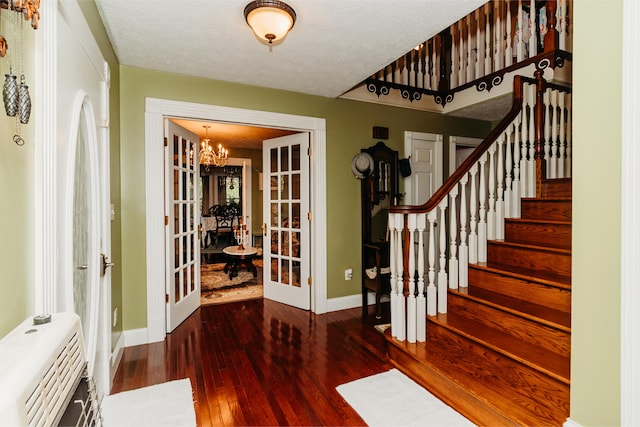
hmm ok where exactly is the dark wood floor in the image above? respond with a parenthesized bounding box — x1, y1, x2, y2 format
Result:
(111, 299, 392, 426)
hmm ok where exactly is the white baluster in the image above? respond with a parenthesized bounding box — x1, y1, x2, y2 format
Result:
(417, 45, 424, 90)
(566, 94, 572, 177)
(558, 0, 567, 50)
(485, 2, 492, 75)
(527, 84, 536, 197)
(478, 153, 488, 263)
(517, 0, 524, 62)
(543, 88, 552, 178)
(459, 20, 466, 86)
(437, 200, 448, 314)
(505, 0, 513, 67)
(468, 163, 478, 264)
(512, 116, 522, 218)
(476, 8, 484, 78)
(450, 23, 459, 88)
(496, 135, 505, 239)
(487, 143, 497, 240)
(504, 123, 513, 219)
(449, 184, 459, 290)
(494, 0, 503, 71)
(558, 91, 566, 178)
(407, 214, 417, 343)
(426, 210, 437, 316)
(550, 89, 559, 179)
(466, 14, 474, 82)
(459, 173, 469, 286)
(396, 214, 405, 341)
(388, 213, 398, 337)
(416, 213, 426, 342)
(529, 0, 537, 57)
(388, 213, 398, 338)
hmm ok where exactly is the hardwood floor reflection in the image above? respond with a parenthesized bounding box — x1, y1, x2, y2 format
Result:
(111, 299, 392, 426)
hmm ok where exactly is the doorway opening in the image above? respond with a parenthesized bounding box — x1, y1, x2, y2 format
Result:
(146, 99, 328, 342)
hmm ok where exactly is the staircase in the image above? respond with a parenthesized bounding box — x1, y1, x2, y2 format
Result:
(386, 178, 571, 426)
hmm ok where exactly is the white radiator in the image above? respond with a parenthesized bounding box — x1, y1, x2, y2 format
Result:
(0, 313, 93, 426)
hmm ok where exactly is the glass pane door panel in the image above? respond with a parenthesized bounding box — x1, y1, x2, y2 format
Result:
(262, 133, 310, 309)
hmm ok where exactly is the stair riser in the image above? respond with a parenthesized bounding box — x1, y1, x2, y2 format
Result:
(521, 199, 571, 221)
(468, 266, 571, 316)
(415, 324, 569, 426)
(505, 221, 571, 250)
(448, 292, 571, 358)
(487, 243, 571, 283)
(541, 178, 572, 199)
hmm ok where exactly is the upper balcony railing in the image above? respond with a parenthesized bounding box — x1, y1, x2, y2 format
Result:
(365, 0, 572, 105)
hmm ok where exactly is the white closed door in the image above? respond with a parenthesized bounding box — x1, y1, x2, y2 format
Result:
(165, 121, 201, 332)
(404, 131, 443, 204)
(262, 133, 311, 310)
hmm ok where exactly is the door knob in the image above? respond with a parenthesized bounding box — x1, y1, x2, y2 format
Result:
(262, 222, 267, 236)
(77, 265, 88, 270)
(101, 253, 114, 276)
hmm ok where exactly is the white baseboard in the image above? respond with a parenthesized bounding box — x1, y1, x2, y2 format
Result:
(326, 292, 386, 312)
(563, 418, 582, 427)
(123, 327, 148, 347)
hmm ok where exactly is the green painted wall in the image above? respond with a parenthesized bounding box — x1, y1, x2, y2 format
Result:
(0, 13, 35, 337)
(118, 66, 491, 330)
(571, 1, 622, 425)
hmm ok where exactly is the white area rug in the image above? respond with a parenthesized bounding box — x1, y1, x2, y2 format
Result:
(102, 379, 196, 427)
(336, 369, 476, 427)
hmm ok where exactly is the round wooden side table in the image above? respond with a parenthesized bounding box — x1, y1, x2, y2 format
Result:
(222, 246, 258, 279)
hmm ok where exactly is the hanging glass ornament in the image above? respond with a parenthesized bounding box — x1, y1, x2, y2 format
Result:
(3, 69, 19, 117)
(18, 75, 31, 124)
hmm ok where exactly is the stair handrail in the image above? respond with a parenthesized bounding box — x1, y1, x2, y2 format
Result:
(387, 73, 572, 344)
(389, 75, 533, 217)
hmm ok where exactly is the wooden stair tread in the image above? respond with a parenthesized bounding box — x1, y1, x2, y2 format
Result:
(430, 312, 570, 383)
(470, 262, 571, 290)
(506, 217, 571, 225)
(386, 330, 569, 426)
(465, 285, 571, 330)
(489, 240, 571, 254)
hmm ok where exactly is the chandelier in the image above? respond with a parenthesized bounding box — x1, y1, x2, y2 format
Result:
(199, 124, 228, 169)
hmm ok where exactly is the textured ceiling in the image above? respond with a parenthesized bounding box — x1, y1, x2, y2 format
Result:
(95, 0, 487, 98)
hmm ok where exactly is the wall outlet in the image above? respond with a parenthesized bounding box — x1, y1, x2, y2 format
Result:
(113, 308, 118, 328)
(344, 268, 353, 280)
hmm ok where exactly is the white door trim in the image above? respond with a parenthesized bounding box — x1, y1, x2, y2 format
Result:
(621, 0, 640, 423)
(145, 98, 327, 343)
(449, 136, 482, 177)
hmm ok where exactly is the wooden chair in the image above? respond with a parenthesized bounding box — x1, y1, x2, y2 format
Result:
(209, 204, 240, 247)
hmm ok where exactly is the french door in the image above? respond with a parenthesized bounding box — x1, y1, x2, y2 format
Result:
(262, 133, 311, 310)
(165, 121, 201, 332)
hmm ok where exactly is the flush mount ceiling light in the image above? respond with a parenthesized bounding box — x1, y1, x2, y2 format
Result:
(244, 0, 296, 45)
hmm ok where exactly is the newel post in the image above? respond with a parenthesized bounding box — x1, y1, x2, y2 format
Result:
(543, 0, 559, 52)
(439, 29, 451, 93)
(534, 69, 546, 198)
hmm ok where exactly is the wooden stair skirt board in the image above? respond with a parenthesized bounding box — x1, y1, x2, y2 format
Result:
(385, 179, 571, 426)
